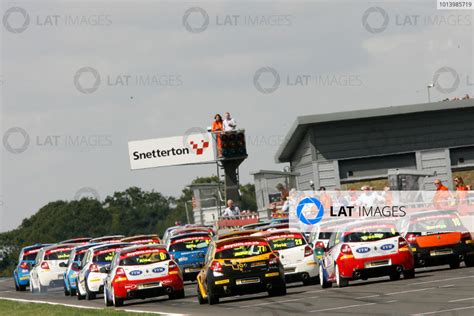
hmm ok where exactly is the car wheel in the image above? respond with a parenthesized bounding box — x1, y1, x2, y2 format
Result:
(104, 287, 113, 307)
(14, 278, 19, 291)
(38, 283, 47, 294)
(77, 283, 85, 300)
(303, 275, 319, 286)
(403, 268, 415, 279)
(169, 289, 185, 300)
(319, 265, 332, 289)
(449, 260, 461, 269)
(197, 284, 207, 305)
(30, 281, 36, 293)
(464, 255, 474, 267)
(207, 290, 219, 305)
(85, 281, 96, 300)
(112, 287, 124, 307)
(268, 284, 287, 297)
(70, 288, 77, 296)
(18, 284, 26, 291)
(335, 264, 348, 288)
(64, 281, 70, 296)
(389, 271, 401, 281)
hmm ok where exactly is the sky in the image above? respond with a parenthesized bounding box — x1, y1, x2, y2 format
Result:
(1, 0, 473, 231)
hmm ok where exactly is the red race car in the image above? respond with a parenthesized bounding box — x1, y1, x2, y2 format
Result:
(103, 244, 184, 307)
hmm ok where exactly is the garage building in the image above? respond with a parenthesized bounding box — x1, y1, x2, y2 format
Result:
(275, 99, 474, 190)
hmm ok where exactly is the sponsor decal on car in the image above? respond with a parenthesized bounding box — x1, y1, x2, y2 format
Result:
(380, 244, 395, 251)
(152, 267, 166, 273)
(356, 247, 371, 254)
(129, 270, 143, 276)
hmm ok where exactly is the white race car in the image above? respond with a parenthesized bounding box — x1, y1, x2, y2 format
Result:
(29, 244, 76, 293)
(76, 242, 130, 300)
(319, 219, 415, 288)
(254, 229, 319, 285)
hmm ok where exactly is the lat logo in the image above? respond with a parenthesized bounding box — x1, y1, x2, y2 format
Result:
(189, 139, 209, 155)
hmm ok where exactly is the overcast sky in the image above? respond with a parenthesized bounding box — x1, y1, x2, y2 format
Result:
(1, 0, 473, 231)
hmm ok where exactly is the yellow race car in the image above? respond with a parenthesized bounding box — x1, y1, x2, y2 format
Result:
(196, 236, 286, 305)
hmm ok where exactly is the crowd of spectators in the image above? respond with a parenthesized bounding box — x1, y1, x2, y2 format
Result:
(441, 94, 470, 102)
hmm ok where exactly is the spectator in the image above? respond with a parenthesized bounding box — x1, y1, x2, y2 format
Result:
(212, 114, 223, 156)
(463, 94, 470, 100)
(319, 186, 332, 210)
(276, 183, 289, 201)
(223, 112, 237, 132)
(223, 199, 241, 217)
(434, 179, 449, 191)
(454, 176, 468, 204)
(433, 179, 451, 208)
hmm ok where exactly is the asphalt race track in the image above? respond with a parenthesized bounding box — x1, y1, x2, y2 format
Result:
(1, 264, 474, 316)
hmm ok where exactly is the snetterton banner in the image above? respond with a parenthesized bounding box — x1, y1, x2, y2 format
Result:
(128, 132, 216, 170)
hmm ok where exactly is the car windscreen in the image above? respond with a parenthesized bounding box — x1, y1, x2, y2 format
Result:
(215, 240, 271, 259)
(44, 247, 72, 260)
(120, 249, 169, 266)
(74, 251, 87, 262)
(169, 236, 211, 252)
(410, 214, 464, 232)
(22, 249, 41, 261)
(267, 233, 306, 250)
(93, 248, 121, 263)
(343, 224, 399, 242)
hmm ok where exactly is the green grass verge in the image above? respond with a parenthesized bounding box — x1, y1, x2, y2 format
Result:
(0, 299, 160, 316)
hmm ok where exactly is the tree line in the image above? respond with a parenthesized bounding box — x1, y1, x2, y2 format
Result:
(0, 177, 256, 276)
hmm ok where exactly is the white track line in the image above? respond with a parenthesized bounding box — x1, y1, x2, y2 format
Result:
(413, 306, 474, 315)
(411, 275, 474, 285)
(356, 294, 380, 299)
(439, 284, 455, 288)
(241, 296, 319, 308)
(310, 302, 377, 313)
(448, 297, 474, 303)
(0, 297, 186, 316)
(385, 288, 434, 296)
(0, 297, 101, 310)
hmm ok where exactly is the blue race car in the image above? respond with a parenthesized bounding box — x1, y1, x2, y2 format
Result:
(14, 244, 50, 291)
(167, 232, 212, 281)
(63, 243, 97, 296)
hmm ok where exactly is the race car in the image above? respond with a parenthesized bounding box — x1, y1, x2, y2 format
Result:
(168, 232, 212, 280)
(397, 210, 474, 268)
(121, 234, 161, 245)
(168, 227, 214, 242)
(13, 244, 50, 291)
(254, 229, 319, 285)
(89, 235, 125, 244)
(213, 230, 260, 242)
(103, 244, 184, 307)
(63, 243, 97, 296)
(29, 243, 76, 293)
(76, 242, 130, 300)
(308, 218, 353, 260)
(319, 220, 414, 288)
(196, 236, 286, 305)
(58, 237, 92, 244)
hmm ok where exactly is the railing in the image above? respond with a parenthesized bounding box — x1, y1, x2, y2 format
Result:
(217, 214, 260, 229)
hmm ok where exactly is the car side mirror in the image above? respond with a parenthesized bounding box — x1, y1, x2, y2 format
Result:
(59, 262, 67, 268)
(100, 266, 110, 274)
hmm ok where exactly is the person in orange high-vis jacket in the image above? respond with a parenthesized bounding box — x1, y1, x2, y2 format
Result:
(212, 114, 223, 157)
(433, 179, 451, 209)
(454, 176, 468, 205)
